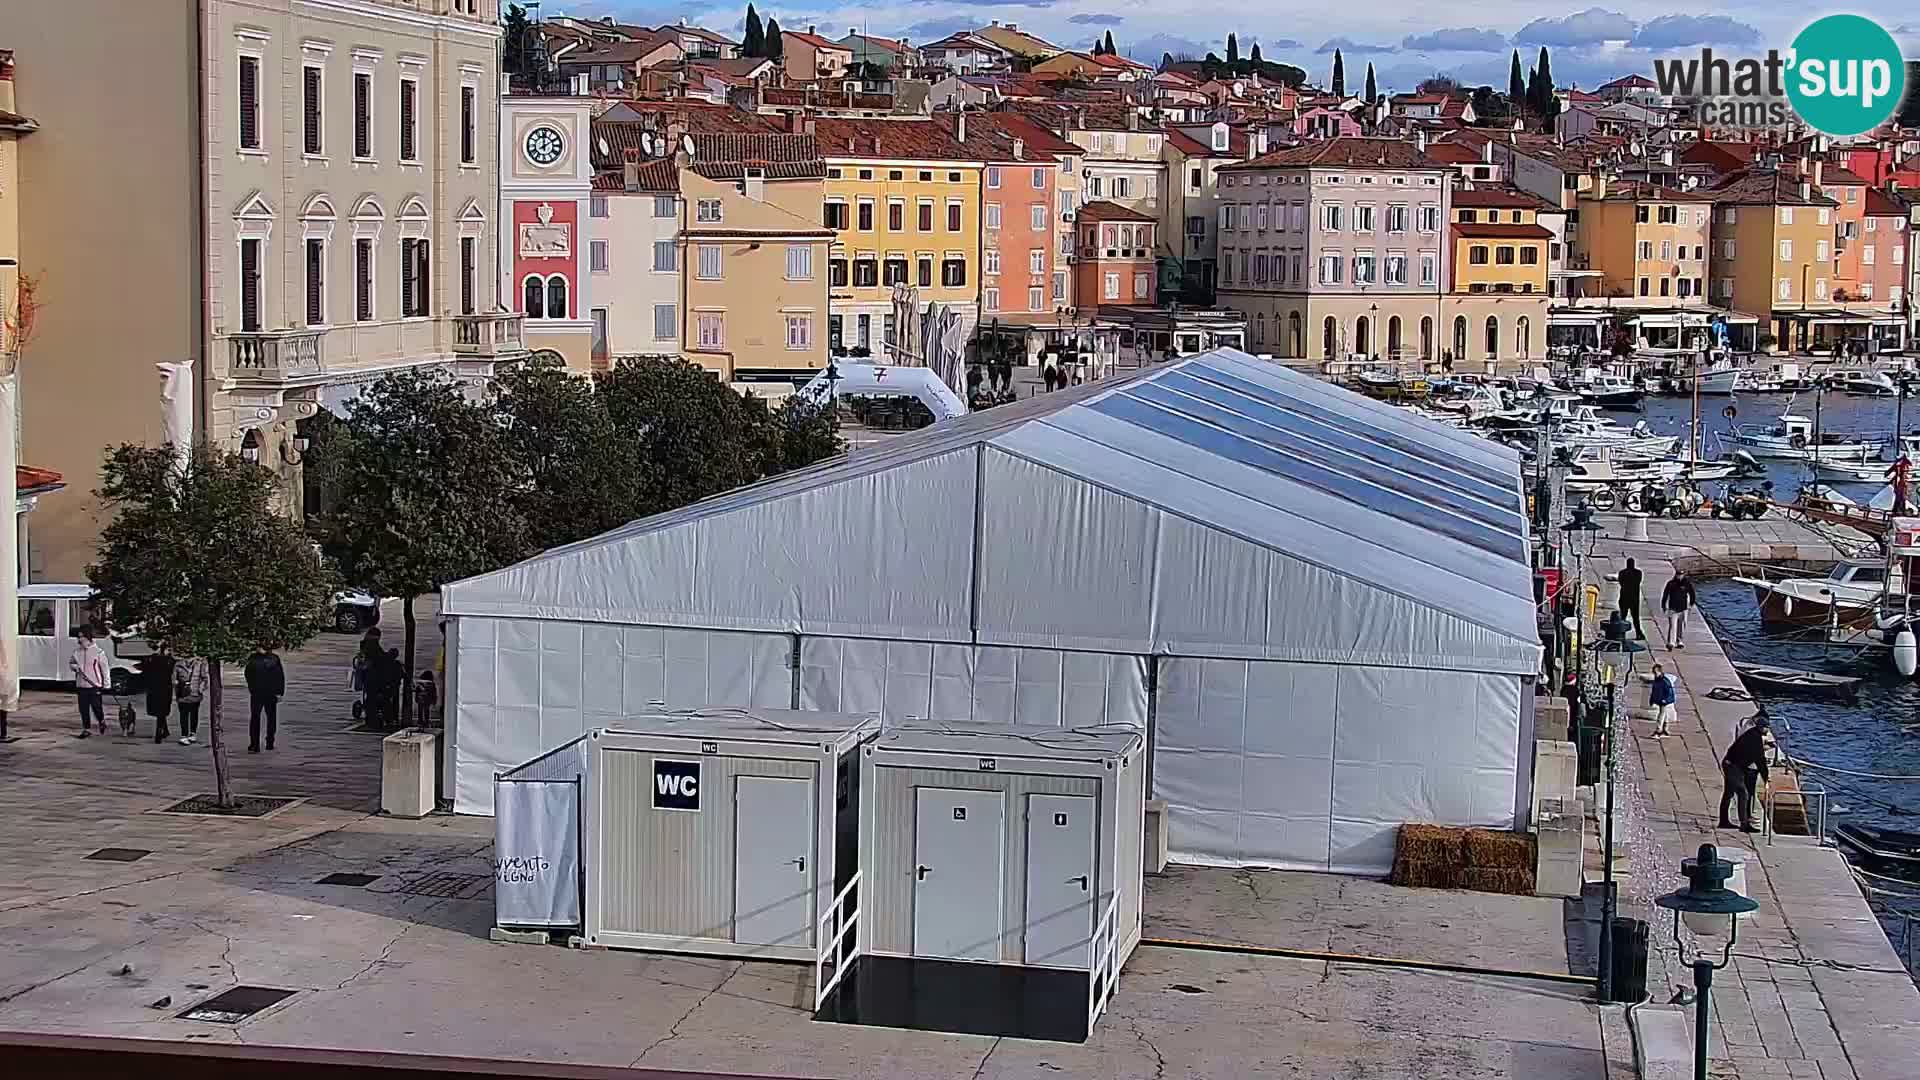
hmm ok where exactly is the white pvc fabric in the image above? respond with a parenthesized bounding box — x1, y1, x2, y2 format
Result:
(444, 349, 1540, 868)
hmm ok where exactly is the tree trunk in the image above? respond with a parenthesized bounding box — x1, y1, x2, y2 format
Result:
(208, 659, 234, 808)
(400, 594, 417, 727)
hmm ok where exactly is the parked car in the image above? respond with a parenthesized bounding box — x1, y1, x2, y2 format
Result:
(16, 584, 143, 693)
(333, 589, 383, 633)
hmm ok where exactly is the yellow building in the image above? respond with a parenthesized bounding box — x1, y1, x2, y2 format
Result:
(1706, 169, 1838, 351)
(814, 118, 982, 360)
(1570, 179, 1712, 306)
(677, 154, 833, 380)
(1442, 186, 1551, 364)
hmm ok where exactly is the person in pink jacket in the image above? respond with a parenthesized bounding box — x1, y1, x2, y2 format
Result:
(68, 629, 110, 737)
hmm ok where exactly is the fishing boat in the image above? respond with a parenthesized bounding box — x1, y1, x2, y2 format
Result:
(1835, 823, 1920, 868)
(1812, 459, 1892, 484)
(1731, 663, 1862, 698)
(1729, 412, 1885, 461)
(1697, 364, 1744, 395)
(1735, 559, 1902, 629)
(1830, 369, 1897, 396)
(1574, 373, 1644, 409)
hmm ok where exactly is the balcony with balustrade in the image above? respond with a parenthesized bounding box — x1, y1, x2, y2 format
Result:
(452, 311, 527, 360)
(227, 328, 326, 383)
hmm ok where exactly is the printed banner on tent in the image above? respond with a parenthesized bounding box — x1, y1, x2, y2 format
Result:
(494, 778, 581, 927)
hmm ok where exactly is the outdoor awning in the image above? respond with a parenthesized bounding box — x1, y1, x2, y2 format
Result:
(1548, 310, 1612, 325)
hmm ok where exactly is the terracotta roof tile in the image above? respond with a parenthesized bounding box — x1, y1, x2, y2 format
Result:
(1422, 142, 1482, 165)
(783, 30, 843, 51)
(1587, 180, 1712, 203)
(1220, 137, 1437, 171)
(1075, 199, 1155, 223)
(812, 118, 975, 161)
(16, 465, 63, 494)
(1707, 168, 1839, 207)
(1865, 186, 1911, 217)
(1452, 222, 1555, 240)
(1452, 186, 1553, 210)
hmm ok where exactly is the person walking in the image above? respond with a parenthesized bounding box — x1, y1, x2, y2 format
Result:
(243, 644, 285, 752)
(141, 645, 176, 744)
(1661, 571, 1697, 649)
(174, 655, 205, 745)
(351, 627, 382, 721)
(371, 647, 405, 730)
(1618, 558, 1645, 640)
(1719, 716, 1771, 832)
(69, 628, 111, 737)
(1648, 663, 1677, 737)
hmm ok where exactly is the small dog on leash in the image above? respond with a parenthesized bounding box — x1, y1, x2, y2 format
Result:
(118, 702, 139, 737)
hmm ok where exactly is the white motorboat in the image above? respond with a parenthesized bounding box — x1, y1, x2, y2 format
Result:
(1813, 459, 1893, 483)
(1736, 559, 1902, 629)
(1697, 364, 1744, 395)
(1730, 412, 1885, 461)
(1573, 373, 1644, 408)
(1561, 445, 1690, 489)
(1831, 369, 1898, 396)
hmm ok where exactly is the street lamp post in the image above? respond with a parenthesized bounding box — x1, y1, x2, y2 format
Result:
(1594, 608, 1648, 1003)
(1656, 844, 1761, 1080)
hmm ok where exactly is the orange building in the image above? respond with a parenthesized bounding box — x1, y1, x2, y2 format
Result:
(943, 113, 1059, 317)
(1074, 201, 1156, 308)
(1819, 162, 1870, 302)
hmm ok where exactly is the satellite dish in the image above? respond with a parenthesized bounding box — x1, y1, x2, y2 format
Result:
(682, 133, 696, 159)
(596, 135, 610, 157)
(641, 131, 656, 155)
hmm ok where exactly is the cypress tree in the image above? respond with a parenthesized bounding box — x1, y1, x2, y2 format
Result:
(1104, 30, 1117, 56)
(1364, 62, 1377, 104)
(765, 17, 784, 62)
(743, 4, 764, 58)
(1508, 50, 1525, 111)
(1332, 49, 1345, 96)
(1227, 33, 1239, 64)
(1250, 42, 1262, 65)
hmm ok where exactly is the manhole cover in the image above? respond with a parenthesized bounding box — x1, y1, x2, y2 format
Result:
(316, 872, 381, 887)
(393, 872, 490, 899)
(161, 794, 298, 818)
(85, 848, 152, 862)
(179, 986, 297, 1024)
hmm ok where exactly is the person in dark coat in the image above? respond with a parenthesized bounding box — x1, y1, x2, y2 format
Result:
(1617, 558, 1645, 640)
(1719, 716, 1771, 832)
(370, 648, 406, 730)
(141, 645, 176, 743)
(1661, 571, 1697, 649)
(243, 645, 286, 752)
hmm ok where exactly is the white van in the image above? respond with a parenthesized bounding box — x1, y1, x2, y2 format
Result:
(16, 584, 144, 692)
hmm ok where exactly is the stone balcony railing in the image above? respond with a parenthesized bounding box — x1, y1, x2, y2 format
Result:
(228, 328, 326, 383)
(452, 311, 527, 358)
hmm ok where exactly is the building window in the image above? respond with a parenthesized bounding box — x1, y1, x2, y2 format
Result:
(697, 199, 723, 223)
(822, 202, 848, 229)
(302, 65, 323, 155)
(356, 238, 375, 320)
(400, 238, 430, 317)
(1385, 252, 1406, 285)
(1520, 246, 1538, 265)
(1638, 241, 1653, 260)
(1133, 272, 1148, 298)
(1319, 252, 1342, 284)
(785, 313, 812, 349)
(1352, 252, 1376, 284)
(1026, 284, 1043, 311)
(1113, 176, 1131, 198)
(1103, 272, 1120, 300)
(853, 258, 878, 287)
(399, 77, 418, 162)
(1639, 277, 1650, 296)
(1321, 205, 1342, 231)
(590, 239, 609, 273)
(983, 286, 1000, 311)
(983, 249, 1001, 275)
(985, 203, 1001, 230)
(1659, 278, 1670, 297)
(654, 303, 676, 340)
(590, 195, 609, 218)
(1419, 205, 1439, 232)
(461, 85, 476, 164)
(304, 238, 325, 325)
(460, 236, 475, 315)
(786, 245, 814, 280)
(654, 195, 677, 218)
(1028, 248, 1045, 274)
(918, 202, 934, 231)
(889, 200, 905, 230)
(1459, 210, 1478, 224)
(1387, 205, 1408, 232)
(1779, 240, 1792, 261)
(1033, 167, 1047, 189)
(1469, 246, 1489, 265)
(238, 237, 263, 332)
(828, 259, 848, 287)
(917, 256, 933, 287)
(353, 72, 373, 158)
(1495, 246, 1515, 265)
(696, 312, 724, 349)
(652, 240, 677, 272)
(1419, 252, 1436, 286)
(987, 166, 1001, 189)
(1354, 204, 1375, 231)
(857, 200, 874, 230)
(941, 258, 966, 287)
(698, 244, 723, 280)
(947, 202, 962, 231)
(1031, 204, 1047, 230)
(238, 54, 262, 151)
(884, 256, 909, 285)
(1052, 270, 1067, 300)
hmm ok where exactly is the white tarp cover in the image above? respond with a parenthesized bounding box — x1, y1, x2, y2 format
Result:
(494, 777, 582, 927)
(798, 638, 1148, 730)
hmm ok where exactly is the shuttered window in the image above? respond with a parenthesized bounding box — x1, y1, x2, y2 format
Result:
(460, 236, 475, 314)
(460, 85, 475, 164)
(239, 238, 262, 332)
(238, 55, 260, 150)
(302, 66, 323, 154)
(399, 79, 417, 161)
(305, 239, 325, 325)
(355, 238, 373, 320)
(400, 238, 429, 317)
(353, 72, 372, 158)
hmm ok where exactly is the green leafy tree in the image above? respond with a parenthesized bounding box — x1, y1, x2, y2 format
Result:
(597, 357, 774, 515)
(765, 395, 844, 474)
(765, 18, 785, 62)
(491, 365, 647, 552)
(503, 3, 531, 81)
(743, 4, 764, 58)
(1103, 30, 1116, 56)
(1226, 33, 1239, 64)
(1249, 42, 1262, 65)
(88, 445, 336, 807)
(1509, 50, 1526, 112)
(322, 370, 532, 723)
(1364, 62, 1377, 104)
(1331, 49, 1345, 97)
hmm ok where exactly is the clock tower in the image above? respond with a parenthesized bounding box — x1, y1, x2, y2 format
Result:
(500, 93, 594, 371)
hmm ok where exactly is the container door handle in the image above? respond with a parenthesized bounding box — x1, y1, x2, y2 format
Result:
(791, 856, 806, 873)
(1073, 875, 1089, 892)
(916, 864, 931, 881)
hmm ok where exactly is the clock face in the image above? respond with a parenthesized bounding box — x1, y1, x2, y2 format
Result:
(525, 125, 564, 166)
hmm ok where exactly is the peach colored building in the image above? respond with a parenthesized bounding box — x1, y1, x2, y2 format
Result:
(781, 28, 851, 85)
(1861, 187, 1909, 324)
(1820, 163, 1869, 303)
(944, 114, 1058, 318)
(1073, 201, 1156, 308)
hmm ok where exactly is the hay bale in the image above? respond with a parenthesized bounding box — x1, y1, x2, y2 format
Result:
(1395, 823, 1465, 864)
(1459, 866, 1537, 896)
(1390, 855, 1460, 890)
(1462, 828, 1535, 870)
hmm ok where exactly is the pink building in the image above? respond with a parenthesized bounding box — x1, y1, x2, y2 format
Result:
(1861, 186, 1909, 311)
(1294, 106, 1361, 141)
(1073, 200, 1156, 308)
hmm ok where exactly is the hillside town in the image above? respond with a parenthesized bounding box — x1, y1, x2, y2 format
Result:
(5, 4, 1920, 1080)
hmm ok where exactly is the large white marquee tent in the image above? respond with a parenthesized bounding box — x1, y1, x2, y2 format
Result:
(441, 349, 1542, 874)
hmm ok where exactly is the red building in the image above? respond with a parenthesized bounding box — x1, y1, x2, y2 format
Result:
(1073, 200, 1156, 309)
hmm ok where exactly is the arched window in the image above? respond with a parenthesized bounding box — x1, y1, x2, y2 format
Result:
(1420, 316, 1434, 362)
(1484, 315, 1499, 359)
(545, 274, 567, 319)
(1452, 315, 1467, 359)
(1322, 315, 1338, 360)
(1354, 315, 1371, 356)
(1288, 312, 1303, 358)
(1254, 310, 1267, 346)
(1387, 315, 1403, 359)
(1516, 316, 1532, 359)
(523, 275, 544, 317)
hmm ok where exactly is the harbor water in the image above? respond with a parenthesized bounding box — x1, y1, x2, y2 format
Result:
(1627, 388, 1912, 497)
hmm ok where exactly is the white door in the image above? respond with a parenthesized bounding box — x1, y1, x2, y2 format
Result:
(17, 597, 61, 681)
(912, 787, 1005, 961)
(1024, 794, 1097, 968)
(733, 776, 815, 948)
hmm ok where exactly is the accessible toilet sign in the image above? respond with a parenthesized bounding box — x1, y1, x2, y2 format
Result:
(653, 759, 702, 811)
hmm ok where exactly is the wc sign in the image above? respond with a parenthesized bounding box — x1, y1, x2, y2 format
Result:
(653, 759, 701, 811)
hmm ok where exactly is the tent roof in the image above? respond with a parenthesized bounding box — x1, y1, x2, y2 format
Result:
(444, 350, 1539, 673)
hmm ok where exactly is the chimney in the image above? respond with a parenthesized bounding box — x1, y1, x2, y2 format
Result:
(787, 109, 803, 133)
(956, 111, 967, 143)
(1798, 178, 1811, 201)
(807, 24, 815, 35)
(849, 27, 857, 37)
(1012, 136, 1024, 160)
(623, 148, 640, 191)
(991, 18, 1001, 27)
(1813, 159, 1825, 188)
(1415, 127, 1428, 153)
(870, 133, 881, 154)
(1006, 23, 1018, 31)
(1126, 109, 1138, 131)
(1075, 106, 1088, 131)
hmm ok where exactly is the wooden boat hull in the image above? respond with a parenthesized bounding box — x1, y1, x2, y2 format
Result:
(1749, 582, 1879, 629)
(1836, 823, 1920, 867)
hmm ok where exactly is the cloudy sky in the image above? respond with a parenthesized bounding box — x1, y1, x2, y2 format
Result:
(542, 3, 1920, 93)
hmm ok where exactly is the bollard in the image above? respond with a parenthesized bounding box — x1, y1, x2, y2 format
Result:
(1626, 512, 1650, 542)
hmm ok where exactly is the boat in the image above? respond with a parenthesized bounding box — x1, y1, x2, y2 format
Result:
(1764, 362, 1816, 392)
(1697, 365, 1744, 395)
(1735, 558, 1902, 629)
(1731, 663, 1862, 698)
(1813, 459, 1892, 484)
(1729, 412, 1885, 461)
(1830, 369, 1897, 396)
(1835, 823, 1920, 868)
(1352, 369, 1430, 402)
(1574, 373, 1644, 409)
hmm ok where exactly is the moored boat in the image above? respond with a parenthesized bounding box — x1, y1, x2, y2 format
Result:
(1731, 663, 1862, 698)
(1735, 559, 1900, 629)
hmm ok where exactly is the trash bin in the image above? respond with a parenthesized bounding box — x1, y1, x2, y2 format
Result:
(381, 728, 438, 818)
(1608, 916, 1649, 1003)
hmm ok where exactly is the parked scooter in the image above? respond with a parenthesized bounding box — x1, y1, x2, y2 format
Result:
(1709, 480, 1775, 520)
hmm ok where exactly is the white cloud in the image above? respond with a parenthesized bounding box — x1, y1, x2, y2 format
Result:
(1513, 8, 1639, 47)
